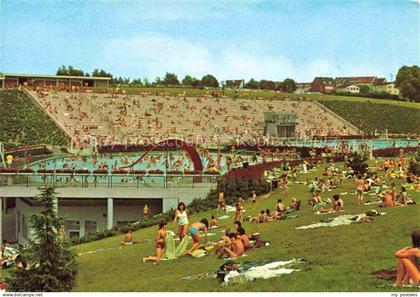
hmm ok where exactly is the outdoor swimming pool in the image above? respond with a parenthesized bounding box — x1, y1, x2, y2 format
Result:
(28, 151, 261, 174)
(283, 138, 418, 149)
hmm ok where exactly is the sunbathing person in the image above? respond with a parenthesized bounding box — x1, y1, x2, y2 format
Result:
(394, 229, 420, 286)
(143, 222, 167, 263)
(380, 191, 394, 208)
(255, 210, 267, 223)
(287, 197, 301, 212)
(332, 194, 344, 211)
(222, 232, 245, 259)
(276, 199, 286, 215)
(186, 219, 209, 256)
(122, 229, 135, 245)
(215, 229, 233, 258)
(397, 186, 409, 206)
(237, 227, 250, 249)
(209, 215, 218, 228)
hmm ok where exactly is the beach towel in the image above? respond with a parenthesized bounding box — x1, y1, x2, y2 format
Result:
(296, 213, 367, 230)
(182, 272, 217, 281)
(163, 233, 190, 260)
(217, 215, 230, 220)
(164, 232, 176, 260)
(222, 259, 303, 284)
(175, 236, 190, 258)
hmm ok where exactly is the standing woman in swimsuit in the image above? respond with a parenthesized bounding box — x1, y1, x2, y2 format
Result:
(173, 202, 189, 240)
(186, 219, 209, 256)
(143, 222, 167, 263)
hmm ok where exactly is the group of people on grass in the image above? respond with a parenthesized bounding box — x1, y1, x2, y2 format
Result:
(138, 156, 419, 287)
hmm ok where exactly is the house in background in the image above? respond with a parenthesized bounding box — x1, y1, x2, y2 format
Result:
(335, 76, 382, 86)
(225, 79, 245, 89)
(336, 84, 360, 93)
(371, 82, 400, 95)
(310, 77, 336, 93)
(295, 82, 311, 94)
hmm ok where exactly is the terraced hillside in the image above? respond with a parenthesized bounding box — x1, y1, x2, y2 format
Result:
(320, 100, 420, 135)
(0, 90, 69, 147)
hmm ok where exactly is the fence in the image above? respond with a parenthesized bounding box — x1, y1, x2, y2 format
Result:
(0, 172, 219, 189)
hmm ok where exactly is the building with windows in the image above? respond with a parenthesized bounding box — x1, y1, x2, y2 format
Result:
(0, 73, 111, 88)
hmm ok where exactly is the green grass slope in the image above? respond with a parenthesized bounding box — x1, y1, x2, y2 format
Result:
(73, 160, 419, 292)
(0, 90, 69, 148)
(320, 100, 420, 134)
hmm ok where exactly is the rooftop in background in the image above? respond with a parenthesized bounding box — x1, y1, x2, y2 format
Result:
(225, 79, 245, 88)
(335, 76, 387, 86)
(2, 73, 111, 80)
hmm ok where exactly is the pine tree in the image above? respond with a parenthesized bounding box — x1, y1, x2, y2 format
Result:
(347, 152, 369, 175)
(7, 187, 77, 292)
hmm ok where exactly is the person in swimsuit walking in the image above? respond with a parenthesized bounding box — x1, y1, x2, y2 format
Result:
(217, 191, 227, 213)
(355, 175, 365, 205)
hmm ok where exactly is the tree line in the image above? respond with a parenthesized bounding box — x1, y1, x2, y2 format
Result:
(55, 64, 419, 100)
(56, 65, 297, 91)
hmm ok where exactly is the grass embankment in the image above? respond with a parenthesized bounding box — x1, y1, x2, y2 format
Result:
(73, 159, 419, 292)
(319, 101, 420, 135)
(0, 90, 69, 148)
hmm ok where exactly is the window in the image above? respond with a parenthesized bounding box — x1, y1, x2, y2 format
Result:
(85, 220, 97, 234)
(68, 231, 80, 239)
(64, 220, 80, 238)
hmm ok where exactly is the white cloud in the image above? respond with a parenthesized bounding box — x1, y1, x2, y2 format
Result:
(96, 34, 388, 82)
(98, 34, 296, 81)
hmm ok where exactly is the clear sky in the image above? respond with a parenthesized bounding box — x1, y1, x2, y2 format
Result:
(0, 0, 419, 82)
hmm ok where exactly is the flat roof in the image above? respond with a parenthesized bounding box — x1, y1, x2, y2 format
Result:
(3, 73, 111, 80)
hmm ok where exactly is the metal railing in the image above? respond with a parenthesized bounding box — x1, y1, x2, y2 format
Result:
(0, 172, 219, 189)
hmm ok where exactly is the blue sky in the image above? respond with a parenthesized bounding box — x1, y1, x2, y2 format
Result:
(0, 0, 419, 82)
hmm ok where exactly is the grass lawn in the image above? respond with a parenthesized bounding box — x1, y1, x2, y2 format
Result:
(319, 100, 420, 134)
(73, 159, 419, 292)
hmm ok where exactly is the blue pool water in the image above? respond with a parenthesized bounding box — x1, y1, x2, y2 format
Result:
(29, 151, 254, 174)
(28, 138, 418, 173)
